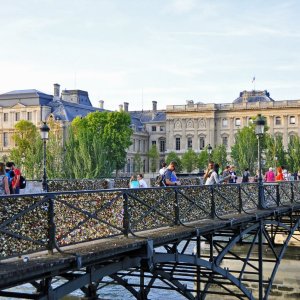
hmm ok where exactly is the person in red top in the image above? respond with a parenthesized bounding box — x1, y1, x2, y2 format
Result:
(275, 167, 284, 181)
(9, 162, 21, 194)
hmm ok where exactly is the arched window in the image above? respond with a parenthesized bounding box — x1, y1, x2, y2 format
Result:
(275, 116, 281, 125)
(235, 118, 241, 126)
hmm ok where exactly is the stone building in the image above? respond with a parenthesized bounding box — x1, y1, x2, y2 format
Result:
(0, 84, 299, 173)
(165, 90, 300, 155)
(0, 84, 104, 156)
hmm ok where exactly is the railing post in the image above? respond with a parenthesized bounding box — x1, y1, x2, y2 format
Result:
(123, 191, 130, 237)
(276, 184, 280, 206)
(174, 188, 180, 225)
(210, 187, 215, 219)
(47, 195, 55, 255)
(238, 185, 242, 213)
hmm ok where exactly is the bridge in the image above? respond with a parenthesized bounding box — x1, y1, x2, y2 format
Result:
(1, 181, 300, 299)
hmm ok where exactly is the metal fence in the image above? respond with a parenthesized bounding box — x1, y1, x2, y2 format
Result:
(1, 181, 299, 260)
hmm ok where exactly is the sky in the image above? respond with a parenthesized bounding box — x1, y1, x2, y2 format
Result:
(1, 0, 300, 111)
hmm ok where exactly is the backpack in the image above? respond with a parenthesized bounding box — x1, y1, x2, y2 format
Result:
(19, 175, 26, 189)
(155, 174, 166, 187)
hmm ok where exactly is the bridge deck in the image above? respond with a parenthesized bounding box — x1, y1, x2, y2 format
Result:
(0, 205, 294, 290)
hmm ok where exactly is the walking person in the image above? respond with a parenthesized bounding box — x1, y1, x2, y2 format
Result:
(264, 167, 275, 182)
(242, 168, 250, 183)
(205, 163, 221, 185)
(137, 174, 148, 188)
(159, 162, 167, 175)
(275, 167, 284, 181)
(204, 161, 214, 184)
(222, 165, 231, 184)
(164, 161, 181, 186)
(0, 163, 10, 195)
(129, 175, 139, 188)
(7, 162, 21, 194)
(5, 163, 14, 194)
(229, 165, 238, 183)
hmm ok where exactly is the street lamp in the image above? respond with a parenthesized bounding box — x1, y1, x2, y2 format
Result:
(207, 144, 213, 161)
(255, 114, 265, 209)
(40, 122, 50, 192)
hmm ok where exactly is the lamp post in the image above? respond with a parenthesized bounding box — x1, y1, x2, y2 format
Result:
(255, 114, 265, 209)
(207, 144, 213, 162)
(40, 122, 50, 192)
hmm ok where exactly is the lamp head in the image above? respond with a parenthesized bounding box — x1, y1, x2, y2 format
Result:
(40, 122, 50, 140)
(255, 114, 265, 136)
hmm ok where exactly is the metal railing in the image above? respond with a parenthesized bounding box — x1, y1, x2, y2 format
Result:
(0, 181, 299, 260)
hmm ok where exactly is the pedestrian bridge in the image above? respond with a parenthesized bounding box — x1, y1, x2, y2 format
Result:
(1, 182, 300, 299)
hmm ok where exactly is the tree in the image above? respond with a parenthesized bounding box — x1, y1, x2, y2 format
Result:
(148, 144, 159, 173)
(181, 149, 198, 173)
(230, 126, 258, 175)
(133, 152, 142, 173)
(10, 120, 44, 179)
(166, 151, 182, 172)
(64, 110, 132, 178)
(264, 134, 287, 170)
(212, 144, 228, 171)
(198, 150, 209, 172)
(287, 135, 300, 172)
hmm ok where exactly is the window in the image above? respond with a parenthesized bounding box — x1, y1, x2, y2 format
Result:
(3, 113, 8, 122)
(199, 137, 205, 150)
(290, 116, 296, 125)
(3, 132, 8, 147)
(187, 137, 192, 149)
(235, 118, 241, 126)
(138, 140, 141, 152)
(133, 139, 136, 151)
(160, 126, 164, 132)
(222, 136, 228, 148)
(27, 112, 32, 121)
(152, 126, 156, 132)
(222, 118, 228, 127)
(152, 141, 156, 146)
(176, 138, 181, 151)
(15, 112, 20, 121)
(160, 140, 165, 152)
(275, 116, 281, 125)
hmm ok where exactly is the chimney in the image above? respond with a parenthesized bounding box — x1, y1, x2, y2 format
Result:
(99, 100, 104, 109)
(53, 83, 60, 98)
(124, 102, 129, 112)
(119, 104, 123, 112)
(152, 101, 157, 112)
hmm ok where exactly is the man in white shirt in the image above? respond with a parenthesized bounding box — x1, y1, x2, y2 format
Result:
(137, 174, 148, 188)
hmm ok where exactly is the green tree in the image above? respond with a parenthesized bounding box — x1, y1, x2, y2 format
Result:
(10, 120, 43, 179)
(64, 110, 132, 178)
(133, 152, 142, 173)
(182, 149, 198, 173)
(198, 150, 209, 171)
(148, 144, 159, 173)
(264, 134, 287, 169)
(230, 126, 258, 174)
(287, 135, 300, 172)
(166, 151, 182, 172)
(212, 144, 228, 171)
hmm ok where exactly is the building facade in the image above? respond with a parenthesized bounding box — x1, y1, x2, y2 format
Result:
(0, 85, 299, 173)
